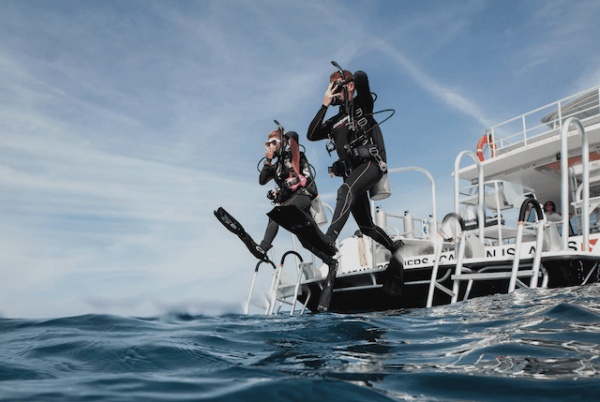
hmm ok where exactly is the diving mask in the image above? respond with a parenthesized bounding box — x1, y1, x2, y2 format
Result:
(265, 138, 281, 150)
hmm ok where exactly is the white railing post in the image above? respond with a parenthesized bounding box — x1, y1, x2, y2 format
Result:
(454, 151, 485, 240)
(508, 222, 525, 293)
(484, 86, 599, 154)
(451, 231, 467, 304)
(387, 167, 437, 235)
(426, 242, 443, 308)
(557, 100, 563, 132)
(490, 128, 497, 157)
(245, 267, 260, 315)
(560, 117, 589, 251)
(530, 219, 546, 289)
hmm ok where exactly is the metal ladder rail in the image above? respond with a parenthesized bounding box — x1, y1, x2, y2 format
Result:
(275, 285, 311, 315)
(267, 262, 283, 316)
(282, 250, 306, 315)
(451, 232, 470, 304)
(384, 167, 439, 236)
(266, 249, 291, 316)
(509, 198, 546, 292)
(425, 240, 447, 308)
(560, 117, 590, 251)
(373, 167, 440, 308)
(454, 151, 485, 241)
(373, 166, 438, 270)
(287, 238, 305, 315)
(573, 184, 600, 234)
(582, 262, 600, 285)
(426, 213, 468, 308)
(245, 259, 277, 315)
(268, 250, 305, 316)
(271, 201, 335, 316)
(425, 233, 466, 308)
(456, 265, 549, 300)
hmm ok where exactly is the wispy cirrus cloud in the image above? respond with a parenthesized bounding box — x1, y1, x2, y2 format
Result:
(2, 0, 600, 319)
(0, 1, 370, 318)
(516, 0, 600, 75)
(370, 38, 494, 129)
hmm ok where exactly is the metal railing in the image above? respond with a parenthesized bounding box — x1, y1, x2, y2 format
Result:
(560, 117, 589, 251)
(454, 151, 485, 239)
(484, 86, 600, 157)
(382, 167, 438, 235)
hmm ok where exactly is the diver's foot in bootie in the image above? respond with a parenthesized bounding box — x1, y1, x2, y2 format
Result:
(317, 258, 338, 312)
(383, 241, 404, 297)
(320, 233, 338, 257)
(382, 261, 404, 297)
(255, 246, 267, 260)
(390, 239, 404, 254)
(240, 233, 269, 261)
(255, 242, 273, 260)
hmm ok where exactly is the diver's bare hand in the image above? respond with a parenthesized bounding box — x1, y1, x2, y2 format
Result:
(265, 145, 276, 159)
(323, 81, 337, 107)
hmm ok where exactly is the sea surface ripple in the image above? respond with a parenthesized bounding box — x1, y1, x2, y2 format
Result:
(2, 284, 600, 401)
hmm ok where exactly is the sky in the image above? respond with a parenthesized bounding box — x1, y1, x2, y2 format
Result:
(1, 0, 600, 318)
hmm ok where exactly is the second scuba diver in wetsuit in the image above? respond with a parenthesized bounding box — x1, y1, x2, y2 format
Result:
(257, 129, 318, 257)
(307, 69, 403, 302)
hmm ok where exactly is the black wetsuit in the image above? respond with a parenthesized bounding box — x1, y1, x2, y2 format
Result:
(307, 71, 395, 251)
(259, 150, 317, 251)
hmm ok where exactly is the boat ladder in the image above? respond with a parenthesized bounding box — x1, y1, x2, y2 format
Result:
(268, 251, 312, 316)
(426, 200, 549, 308)
(246, 246, 316, 316)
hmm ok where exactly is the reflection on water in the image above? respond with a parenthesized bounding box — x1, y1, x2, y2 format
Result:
(382, 286, 600, 382)
(1, 285, 600, 401)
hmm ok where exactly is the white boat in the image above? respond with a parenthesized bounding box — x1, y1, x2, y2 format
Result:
(248, 85, 600, 315)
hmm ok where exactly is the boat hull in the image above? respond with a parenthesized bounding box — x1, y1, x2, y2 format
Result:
(297, 254, 600, 314)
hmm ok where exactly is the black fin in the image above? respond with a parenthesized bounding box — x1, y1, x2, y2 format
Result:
(239, 232, 268, 261)
(382, 257, 404, 297)
(214, 207, 268, 261)
(214, 207, 245, 236)
(317, 259, 338, 312)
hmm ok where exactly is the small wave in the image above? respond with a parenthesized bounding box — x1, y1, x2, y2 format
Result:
(2, 286, 600, 401)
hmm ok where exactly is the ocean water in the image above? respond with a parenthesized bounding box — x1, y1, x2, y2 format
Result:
(2, 285, 600, 401)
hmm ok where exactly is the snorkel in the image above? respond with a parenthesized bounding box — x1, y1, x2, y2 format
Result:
(330, 61, 354, 111)
(273, 119, 286, 159)
(325, 61, 355, 156)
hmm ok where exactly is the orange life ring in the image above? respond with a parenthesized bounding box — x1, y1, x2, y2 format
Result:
(476, 134, 497, 161)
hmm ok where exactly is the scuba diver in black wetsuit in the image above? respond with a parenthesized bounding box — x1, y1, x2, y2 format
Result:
(257, 128, 319, 257)
(307, 66, 403, 304)
(213, 127, 317, 263)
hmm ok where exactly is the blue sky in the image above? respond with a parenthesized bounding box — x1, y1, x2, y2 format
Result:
(1, 0, 600, 318)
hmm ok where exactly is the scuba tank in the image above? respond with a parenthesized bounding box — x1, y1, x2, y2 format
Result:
(427, 215, 436, 238)
(404, 210, 415, 239)
(310, 196, 328, 227)
(375, 206, 388, 230)
(369, 173, 391, 200)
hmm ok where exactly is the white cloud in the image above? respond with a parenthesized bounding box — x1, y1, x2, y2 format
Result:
(371, 39, 493, 128)
(2, 0, 600, 319)
(517, 0, 600, 74)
